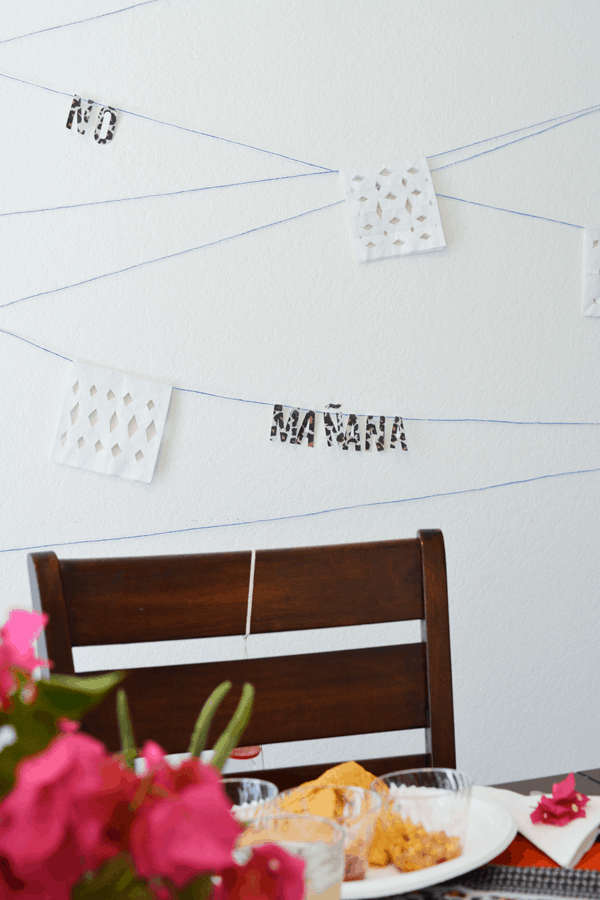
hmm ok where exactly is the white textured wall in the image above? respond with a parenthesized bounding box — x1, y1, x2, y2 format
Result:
(1, 0, 600, 784)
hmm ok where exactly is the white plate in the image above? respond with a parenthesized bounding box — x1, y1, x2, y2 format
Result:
(341, 795, 517, 899)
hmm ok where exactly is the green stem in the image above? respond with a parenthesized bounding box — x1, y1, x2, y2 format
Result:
(188, 681, 232, 757)
(116, 689, 137, 769)
(178, 873, 214, 900)
(210, 683, 254, 771)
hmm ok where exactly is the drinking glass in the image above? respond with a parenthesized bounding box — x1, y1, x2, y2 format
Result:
(237, 814, 346, 900)
(221, 777, 279, 821)
(272, 784, 381, 881)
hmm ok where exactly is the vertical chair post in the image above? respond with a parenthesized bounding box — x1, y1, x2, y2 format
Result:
(419, 529, 456, 768)
(28, 551, 76, 675)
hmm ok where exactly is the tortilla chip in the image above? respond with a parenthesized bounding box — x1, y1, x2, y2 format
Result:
(311, 761, 378, 791)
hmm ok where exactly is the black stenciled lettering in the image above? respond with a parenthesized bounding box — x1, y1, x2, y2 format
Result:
(94, 106, 118, 144)
(323, 405, 345, 448)
(389, 416, 408, 451)
(343, 413, 361, 450)
(66, 95, 95, 135)
(365, 415, 386, 451)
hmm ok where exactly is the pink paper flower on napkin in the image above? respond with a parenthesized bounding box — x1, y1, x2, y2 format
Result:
(0, 610, 50, 710)
(530, 773, 589, 826)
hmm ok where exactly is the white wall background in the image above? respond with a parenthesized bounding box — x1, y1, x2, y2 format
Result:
(1, 0, 599, 785)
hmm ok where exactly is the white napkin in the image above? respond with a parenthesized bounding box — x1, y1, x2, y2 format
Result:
(473, 784, 600, 868)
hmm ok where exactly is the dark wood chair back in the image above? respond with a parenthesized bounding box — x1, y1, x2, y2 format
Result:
(28, 530, 455, 789)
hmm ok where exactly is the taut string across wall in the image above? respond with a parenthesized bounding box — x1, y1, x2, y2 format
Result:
(2, 465, 600, 555)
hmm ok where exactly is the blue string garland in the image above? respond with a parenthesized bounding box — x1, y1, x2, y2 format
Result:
(438, 195, 583, 230)
(431, 105, 600, 172)
(0, 0, 162, 45)
(2, 465, 599, 555)
(2, 325, 599, 426)
(0, 327, 71, 362)
(428, 101, 600, 158)
(0, 200, 345, 310)
(0, 172, 334, 219)
(0, 187, 585, 311)
(0, 70, 333, 173)
(2, 96, 597, 219)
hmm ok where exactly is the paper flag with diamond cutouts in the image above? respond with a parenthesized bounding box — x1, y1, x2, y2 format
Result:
(582, 228, 600, 317)
(339, 159, 446, 262)
(51, 362, 172, 483)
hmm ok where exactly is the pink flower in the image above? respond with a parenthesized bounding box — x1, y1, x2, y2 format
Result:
(531, 773, 589, 826)
(0, 852, 76, 899)
(216, 844, 305, 900)
(142, 740, 166, 770)
(130, 757, 241, 888)
(0, 610, 50, 710)
(57, 717, 80, 733)
(0, 733, 138, 892)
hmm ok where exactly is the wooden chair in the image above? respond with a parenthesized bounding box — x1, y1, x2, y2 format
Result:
(27, 530, 455, 789)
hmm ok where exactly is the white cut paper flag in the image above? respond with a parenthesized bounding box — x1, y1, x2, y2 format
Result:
(582, 227, 600, 317)
(51, 362, 172, 483)
(339, 159, 446, 262)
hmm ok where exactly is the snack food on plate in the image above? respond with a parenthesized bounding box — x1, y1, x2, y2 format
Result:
(285, 761, 462, 874)
(312, 761, 378, 791)
(370, 807, 461, 872)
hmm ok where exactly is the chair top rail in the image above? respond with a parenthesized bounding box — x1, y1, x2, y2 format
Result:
(38, 538, 425, 646)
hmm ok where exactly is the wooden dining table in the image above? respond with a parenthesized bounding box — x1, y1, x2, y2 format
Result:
(487, 768, 600, 870)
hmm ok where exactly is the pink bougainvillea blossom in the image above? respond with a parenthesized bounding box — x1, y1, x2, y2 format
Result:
(130, 759, 241, 888)
(0, 732, 138, 891)
(216, 844, 305, 900)
(57, 717, 80, 734)
(0, 610, 49, 674)
(530, 772, 589, 826)
(0, 852, 76, 900)
(0, 610, 50, 710)
(141, 740, 166, 770)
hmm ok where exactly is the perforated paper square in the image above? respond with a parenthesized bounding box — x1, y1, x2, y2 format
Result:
(339, 159, 446, 262)
(582, 228, 600, 317)
(51, 362, 172, 483)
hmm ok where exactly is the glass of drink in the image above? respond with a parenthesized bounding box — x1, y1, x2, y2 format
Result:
(272, 784, 382, 881)
(237, 814, 346, 900)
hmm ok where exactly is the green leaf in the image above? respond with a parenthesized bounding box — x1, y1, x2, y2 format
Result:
(188, 681, 232, 758)
(117, 688, 137, 769)
(43, 671, 126, 717)
(210, 683, 254, 771)
(0, 670, 126, 799)
(179, 873, 214, 900)
(71, 855, 155, 899)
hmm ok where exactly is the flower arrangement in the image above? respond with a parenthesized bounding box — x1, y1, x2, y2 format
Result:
(0, 609, 305, 900)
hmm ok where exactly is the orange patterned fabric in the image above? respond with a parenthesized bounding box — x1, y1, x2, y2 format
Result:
(490, 834, 600, 870)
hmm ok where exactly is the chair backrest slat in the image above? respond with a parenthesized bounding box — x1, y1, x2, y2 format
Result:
(81, 643, 428, 753)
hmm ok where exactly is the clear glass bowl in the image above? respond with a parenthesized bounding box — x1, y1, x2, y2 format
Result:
(222, 777, 279, 821)
(369, 768, 472, 873)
